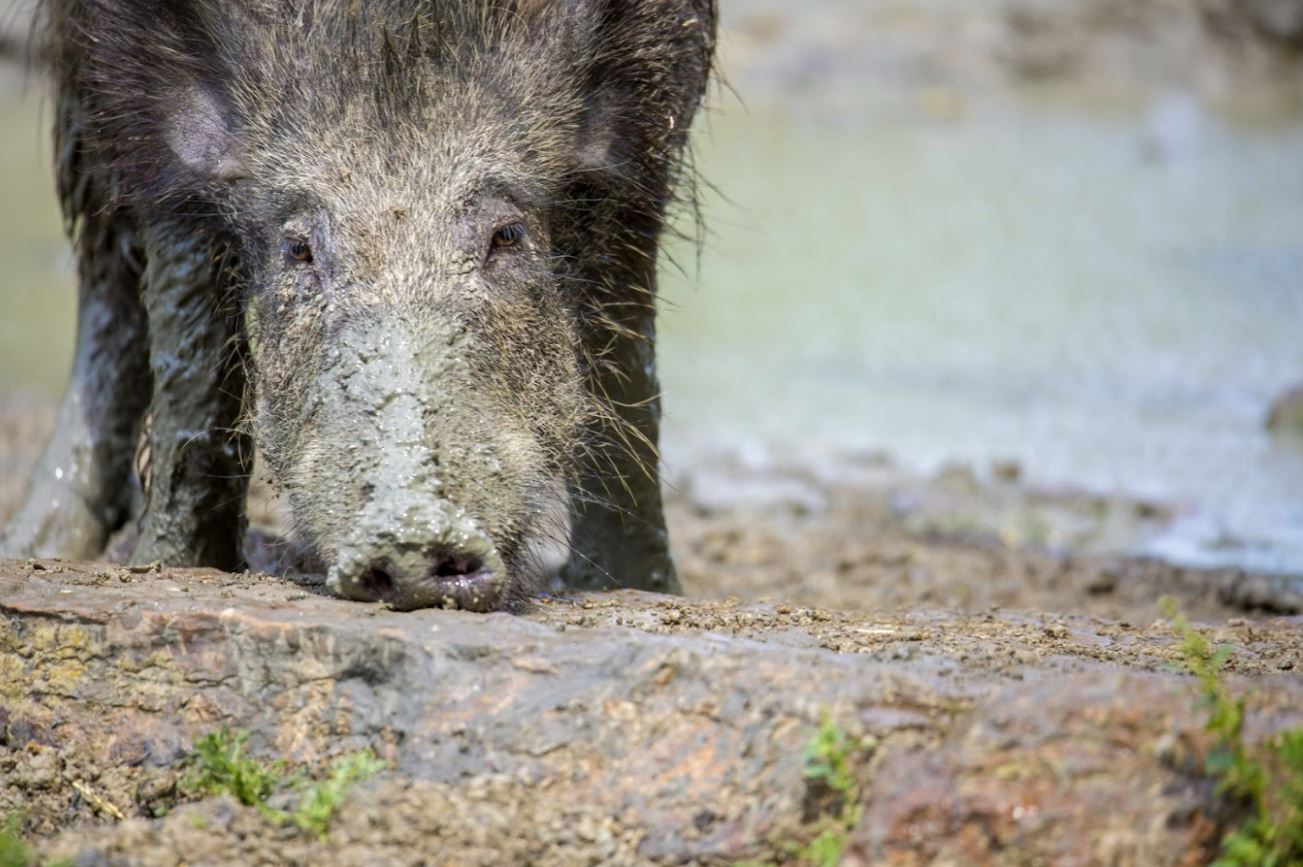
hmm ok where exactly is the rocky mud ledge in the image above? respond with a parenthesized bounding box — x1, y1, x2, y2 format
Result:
(2, 556, 1301, 865)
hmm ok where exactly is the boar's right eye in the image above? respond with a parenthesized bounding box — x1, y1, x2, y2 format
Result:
(491, 222, 526, 250)
(285, 238, 313, 264)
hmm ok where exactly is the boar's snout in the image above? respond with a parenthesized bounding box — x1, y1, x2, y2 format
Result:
(300, 318, 522, 612)
(327, 490, 507, 612)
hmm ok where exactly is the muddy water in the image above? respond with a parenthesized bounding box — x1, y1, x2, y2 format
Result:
(0, 81, 74, 394)
(2, 62, 1302, 574)
(656, 90, 1303, 575)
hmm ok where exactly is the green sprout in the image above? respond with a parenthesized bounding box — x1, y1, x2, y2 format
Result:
(1162, 598, 1303, 867)
(181, 729, 286, 810)
(289, 749, 388, 840)
(179, 729, 385, 839)
(796, 711, 876, 867)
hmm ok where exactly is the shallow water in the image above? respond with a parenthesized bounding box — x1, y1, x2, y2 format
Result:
(658, 91, 1303, 574)
(0, 85, 74, 394)
(2, 68, 1301, 575)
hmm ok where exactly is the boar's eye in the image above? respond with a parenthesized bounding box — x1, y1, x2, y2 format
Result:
(285, 238, 313, 264)
(490, 222, 526, 251)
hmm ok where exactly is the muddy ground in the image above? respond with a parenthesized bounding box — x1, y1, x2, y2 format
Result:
(3, 391, 1303, 866)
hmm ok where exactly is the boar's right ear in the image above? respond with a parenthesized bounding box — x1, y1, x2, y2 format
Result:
(164, 85, 243, 182)
(60, 0, 245, 206)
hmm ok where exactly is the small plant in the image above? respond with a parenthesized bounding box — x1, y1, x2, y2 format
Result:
(801, 826, 852, 867)
(0, 813, 32, 867)
(289, 749, 387, 840)
(179, 730, 385, 839)
(181, 729, 286, 810)
(796, 711, 876, 867)
(0, 813, 70, 867)
(1162, 599, 1303, 867)
(803, 712, 856, 799)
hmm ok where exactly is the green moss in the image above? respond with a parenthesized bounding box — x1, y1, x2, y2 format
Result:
(1162, 599, 1303, 867)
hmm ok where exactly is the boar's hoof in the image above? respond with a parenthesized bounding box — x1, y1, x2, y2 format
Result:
(0, 494, 111, 561)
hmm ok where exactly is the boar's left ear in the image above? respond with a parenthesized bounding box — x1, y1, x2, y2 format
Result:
(565, 0, 717, 182)
(165, 85, 243, 182)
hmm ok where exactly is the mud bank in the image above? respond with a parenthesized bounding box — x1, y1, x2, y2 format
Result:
(668, 451, 1303, 622)
(3, 562, 1301, 866)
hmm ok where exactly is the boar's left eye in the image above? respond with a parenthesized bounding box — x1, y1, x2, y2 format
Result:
(285, 238, 313, 264)
(491, 222, 526, 250)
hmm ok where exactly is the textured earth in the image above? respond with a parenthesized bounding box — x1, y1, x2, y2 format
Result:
(3, 560, 1302, 866)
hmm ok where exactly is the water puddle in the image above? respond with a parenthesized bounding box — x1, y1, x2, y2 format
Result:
(659, 91, 1303, 574)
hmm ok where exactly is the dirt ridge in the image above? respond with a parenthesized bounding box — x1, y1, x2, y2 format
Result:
(3, 561, 1301, 864)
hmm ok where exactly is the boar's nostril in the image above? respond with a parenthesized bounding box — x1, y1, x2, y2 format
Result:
(330, 512, 504, 609)
(430, 549, 486, 580)
(360, 565, 395, 598)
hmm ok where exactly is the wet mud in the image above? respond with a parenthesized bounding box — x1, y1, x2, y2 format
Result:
(668, 452, 1303, 622)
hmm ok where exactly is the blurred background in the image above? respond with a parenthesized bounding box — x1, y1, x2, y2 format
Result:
(2, 0, 1302, 580)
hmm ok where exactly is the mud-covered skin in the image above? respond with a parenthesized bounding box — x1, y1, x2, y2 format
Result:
(134, 222, 250, 571)
(5, 0, 715, 609)
(0, 231, 147, 559)
(0, 85, 150, 560)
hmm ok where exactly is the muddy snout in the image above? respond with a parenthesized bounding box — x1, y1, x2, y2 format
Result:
(327, 491, 507, 612)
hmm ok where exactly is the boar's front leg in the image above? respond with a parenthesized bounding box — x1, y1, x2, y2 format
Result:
(0, 82, 154, 560)
(130, 223, 250, 571)
(0, 213, 151, 559)
(563, 240, 680, 596)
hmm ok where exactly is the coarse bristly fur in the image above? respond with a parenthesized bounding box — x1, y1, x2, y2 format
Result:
(26, 0, 716, 610)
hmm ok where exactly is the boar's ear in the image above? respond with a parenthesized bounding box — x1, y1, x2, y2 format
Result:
(566, 0, 716, 183)
(165, 85, 243, 182)
(572, 91, 619, 174)
(60, 0, 246, 207)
